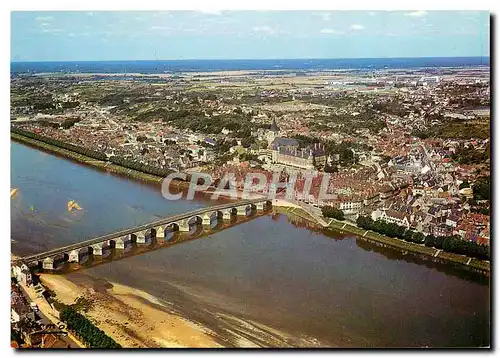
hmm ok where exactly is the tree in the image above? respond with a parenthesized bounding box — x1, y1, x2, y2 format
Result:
(425, 235, 436, 247)
(473, 176, 490, 201)
(403, 229, 414, 242)
(60, 307, 121, 348)
(459, 180, 470, 189)
(412, 232, 426, 244)
(321, 206, 345, 221)
(353, 217, 490, 261)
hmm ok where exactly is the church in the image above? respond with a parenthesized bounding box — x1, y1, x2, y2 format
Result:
(265, 118, 281, 143)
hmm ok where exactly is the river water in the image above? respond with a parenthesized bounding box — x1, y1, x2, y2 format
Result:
(11, 141, 490, 347)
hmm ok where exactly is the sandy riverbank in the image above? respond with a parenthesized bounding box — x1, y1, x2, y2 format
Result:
(39, 274, 223, 348)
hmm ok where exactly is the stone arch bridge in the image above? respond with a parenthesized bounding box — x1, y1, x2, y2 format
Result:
(17, 199, 272, 271)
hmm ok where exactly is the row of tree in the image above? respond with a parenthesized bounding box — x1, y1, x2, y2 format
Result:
(108, 154, 172, 178)
(356, 216, 489, 261)
(60, 307, 121, 348)
(12, 128, 107, 161)
(12, 127, 176, 179)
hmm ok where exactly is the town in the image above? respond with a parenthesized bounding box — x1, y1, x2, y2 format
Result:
(11, 65, 490, 247)
(10, 64, 491, 346)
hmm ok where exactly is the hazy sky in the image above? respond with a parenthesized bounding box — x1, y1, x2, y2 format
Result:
(11, 11, 490, 61)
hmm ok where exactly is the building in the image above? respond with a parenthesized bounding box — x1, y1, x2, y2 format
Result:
(271, 139, 327, 170)
(12, 264, 32, 286)
(446, 214, 460, 228)
(372, 208, 411, 228)
(11, 299, 35, 323)
(338, 199, 364, 214)
(265, 118, 281, 143)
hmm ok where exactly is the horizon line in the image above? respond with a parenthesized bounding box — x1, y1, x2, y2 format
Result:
(10, 56, 491, 64)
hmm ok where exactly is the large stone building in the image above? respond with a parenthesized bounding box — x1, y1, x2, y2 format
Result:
(271, 138, 327, 170)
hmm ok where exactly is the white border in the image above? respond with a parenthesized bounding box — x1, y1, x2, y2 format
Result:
(3, 0, 497, 356)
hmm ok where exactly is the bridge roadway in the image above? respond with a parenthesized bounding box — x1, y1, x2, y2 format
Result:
(18, 198, 270, 265)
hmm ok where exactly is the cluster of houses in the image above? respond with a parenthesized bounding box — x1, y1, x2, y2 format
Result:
(11, 264, 69, 348)
(358, 186, 490, 245)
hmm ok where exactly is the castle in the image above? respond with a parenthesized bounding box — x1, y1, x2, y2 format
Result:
(265, 119, 327, 170)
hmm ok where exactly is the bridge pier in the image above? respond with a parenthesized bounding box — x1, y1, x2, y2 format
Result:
(30, 261, 41, 269)
(222, 209, 232, 221)
(115, 236, 132, 250)
(177, 219, 190, 232)
(136, 231, 147, 244)
(237, 205, 248, 216)
(202, 214, 212, 226)
(92, 243, 108, 256)
(115, 239, 125, 250)
(155, 226, 165, 238)
(42, 257, 54, 270)
(68, 250, 80, 263)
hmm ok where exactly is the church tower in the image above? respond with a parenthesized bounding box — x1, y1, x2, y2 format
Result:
(267, 118, 281, 143)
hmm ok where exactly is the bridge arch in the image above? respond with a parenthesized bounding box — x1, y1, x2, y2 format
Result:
(209, 210, 222, 220)
(68, 247, 91, 264)
(187, 215, 203, 226)
(53, 252, 69, 263)
(46, 253, 69, 270)
(91, 242, 111, 257)
(165, 222, 180, 232)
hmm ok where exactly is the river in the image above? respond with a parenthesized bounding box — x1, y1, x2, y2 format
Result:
(11, 141, 490, 347)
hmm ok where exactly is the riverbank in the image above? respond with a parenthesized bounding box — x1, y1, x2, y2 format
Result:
(12, 131, 490, 276)
(37, 272, 307, 348)
(276, 206, 490, 276)
(38, 274, 222, 348)
(11, 132, 167, 186)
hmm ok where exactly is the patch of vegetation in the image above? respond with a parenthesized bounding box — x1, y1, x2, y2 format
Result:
(413, 118, 490, 140)
(452, 144, 490, 165)
(321, 206, 345, 221)
(71, 296, 94, 313)
(60, 306, 121, 348)
(473, 176, 490, 201)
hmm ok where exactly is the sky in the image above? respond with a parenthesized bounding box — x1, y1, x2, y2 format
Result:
(10, 11, 490, 61)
